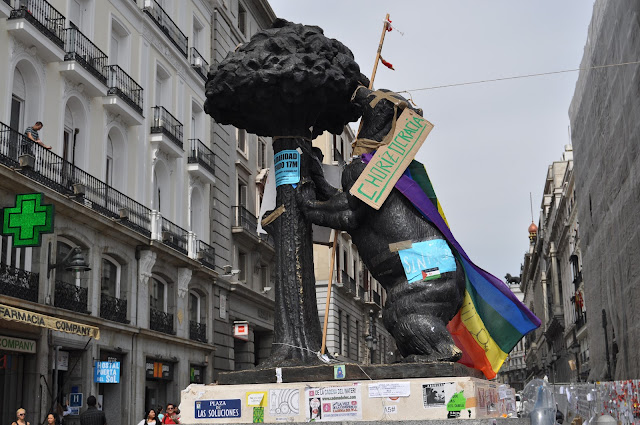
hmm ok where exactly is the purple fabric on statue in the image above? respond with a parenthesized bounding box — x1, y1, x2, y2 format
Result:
(360, 153, 540, 325)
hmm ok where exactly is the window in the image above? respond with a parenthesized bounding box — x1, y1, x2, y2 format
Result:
(237, 2, 246, 35)
(110, 18, 130, 71)
(260, 264, 268, 290)
(345, 314, 351, 358)
(192, 16, 204, 51)
(106, 136, 113, 186)
(237, 128, 246, 153)
(237, 180, 247, 208)
(258, 138, 267, 169)
(155, 65, 171, 107)
(338, 309, 342, 355)
(150, 278, 166, 312)
(101, 256, 121, 298)
(238, 251, 247, 282)
(189, 292, 201, 323)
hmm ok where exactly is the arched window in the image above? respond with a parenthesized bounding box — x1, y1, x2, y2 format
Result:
(188, 290, 207, 343)
(106, 136, 114, 186)
(190, 187, 203, 237)
(53, 238, 89, 313)
(11, 59, 43, 135)
(188, 291, 201, 323)
(149, 276, 174, 334)
(100, 255, 128, 323)
(101, 255, 121, 298)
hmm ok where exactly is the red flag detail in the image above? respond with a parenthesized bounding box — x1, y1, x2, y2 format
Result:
(380, 57, 395, 70)
(386, 19, 393, 31)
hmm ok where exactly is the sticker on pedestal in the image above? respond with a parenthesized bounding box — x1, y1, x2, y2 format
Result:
(422, 382, 456, 409)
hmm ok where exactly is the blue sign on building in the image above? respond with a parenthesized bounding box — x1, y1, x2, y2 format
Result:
(274, 150, 300, 187)
(94, 361, 121, 383)
(69, 393, 83, 408)
(194, 399, 242, 419)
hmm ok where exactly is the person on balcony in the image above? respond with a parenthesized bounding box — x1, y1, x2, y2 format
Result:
(25, 121, 52, 151)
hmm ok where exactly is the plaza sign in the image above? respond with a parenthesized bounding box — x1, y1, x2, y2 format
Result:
(0, 304, 100, 339)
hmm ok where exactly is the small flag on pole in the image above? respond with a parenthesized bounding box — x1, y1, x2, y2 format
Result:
(380, 57, 395, 70)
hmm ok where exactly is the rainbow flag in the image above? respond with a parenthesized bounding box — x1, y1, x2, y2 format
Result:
(362, 154, 540, 379)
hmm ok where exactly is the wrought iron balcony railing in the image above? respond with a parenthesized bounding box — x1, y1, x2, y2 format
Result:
(189, 320, 207, 343)
(64, 24, 108, 84)
(105, 65, 144, 114)
(10, 0, 66, 49)
(100, 294, 129, 324)
(161, 217, 188, 254)
(0, 121, 152, 237)
(232, 206, 257, 236)
(150, 307, 174, 334)
(0, 263, 39, 303)
(373, 291, 381, 306)
(196, 240, 215, 270)
(151, 106, 184, 149)
(142, 0, 188, 57)
(189, 47, 209, 81)
(54, 280, 89, 314)
(188, 139, 215, 175)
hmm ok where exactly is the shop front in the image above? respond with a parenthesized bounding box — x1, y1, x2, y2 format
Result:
(0, 334, 38, 425)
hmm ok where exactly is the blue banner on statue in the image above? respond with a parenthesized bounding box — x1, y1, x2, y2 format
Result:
(94, 361, 120, 383)
(274, 150, 300, 187)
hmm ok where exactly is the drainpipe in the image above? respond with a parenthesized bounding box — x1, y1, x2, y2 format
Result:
(52, 346, 60, 408)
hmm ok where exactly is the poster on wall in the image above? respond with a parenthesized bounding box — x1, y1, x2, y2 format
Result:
(269, 388, 299, 419)
(422, 382, 456, 409)
(304, 385, 362, 421)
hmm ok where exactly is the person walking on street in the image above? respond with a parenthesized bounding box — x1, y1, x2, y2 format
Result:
(24, 121, 51, 150)
(161, 404, 180, 424)
(12, 408, 31, 425)
(46, 413, 59, 425)
(79, 396, 106, 425)
(138, 409, 161, 425)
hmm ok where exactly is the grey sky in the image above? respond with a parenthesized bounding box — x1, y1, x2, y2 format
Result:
(267, 1, 595, 283)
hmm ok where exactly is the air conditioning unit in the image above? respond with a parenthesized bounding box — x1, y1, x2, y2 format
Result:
(73, 183, 86, 197)
(162, 231, 174, 244)
(118, 207, 130, 220)
(18, 154, 35, 169)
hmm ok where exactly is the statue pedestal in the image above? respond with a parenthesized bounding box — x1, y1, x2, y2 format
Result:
(179, 363, 506, 423)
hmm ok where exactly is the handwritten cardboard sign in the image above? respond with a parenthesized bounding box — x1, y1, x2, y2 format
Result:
(350, 109, 433, 209)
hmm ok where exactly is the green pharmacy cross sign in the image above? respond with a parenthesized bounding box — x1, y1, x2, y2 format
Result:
(2, 193, 54, 247)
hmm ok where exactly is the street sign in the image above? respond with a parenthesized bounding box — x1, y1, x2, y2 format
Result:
(69, 393, 83, 408)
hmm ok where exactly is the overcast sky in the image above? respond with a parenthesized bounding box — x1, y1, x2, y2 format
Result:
(267, 1, 595, 283)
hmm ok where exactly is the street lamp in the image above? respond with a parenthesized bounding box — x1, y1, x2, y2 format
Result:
(47, 244, 91, 278)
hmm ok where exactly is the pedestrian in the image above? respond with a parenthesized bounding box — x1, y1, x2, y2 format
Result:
(11, 408, 30, 425)
(137, 409, 161, 425)
(161, 404, 180, 424)
(156, 406, 164, 422)
(46, 413, 59, 425)
(79, 396, 106, 425)
(24, 121, 51, 150)
(56, 401, 71, 425)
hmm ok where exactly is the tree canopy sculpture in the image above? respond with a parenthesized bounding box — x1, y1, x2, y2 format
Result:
(205, 19, 368, 366)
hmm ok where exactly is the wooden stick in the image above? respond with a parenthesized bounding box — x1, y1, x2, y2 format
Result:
(320, 14, 391, 355)
(369, 13, 390, 90)
(320, 230, 339, 355)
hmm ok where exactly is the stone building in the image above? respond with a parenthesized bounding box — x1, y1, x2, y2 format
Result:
(569, 0, 640, 381)
(311, 127, 395, 365)
(521, 146, 588, 383)
(0, 1, 274, 424)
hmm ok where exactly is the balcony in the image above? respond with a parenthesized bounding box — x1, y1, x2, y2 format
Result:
(189, 320, 207, 343)
(150, 106, 184, 157)
(159, 217, 188, 255)
(100, 294, 128, 324)
(187, 139, 215, 184)
(54, 280, 89, 314)
(258, 232, 275, 251)
(0, 121, 152, 238)
(150, 307, 174, 334)
(142, 0, 188, 57)
(232, 206, 259, 245)
(0, 0, 12, 18)
(103, 65, 144, 125)
(7, 0, 66, 62)
(0, 263, 39, 303)
(189, 47, 209, 82)
(196, 240, 215, 270)
(59, 25, 109, 97)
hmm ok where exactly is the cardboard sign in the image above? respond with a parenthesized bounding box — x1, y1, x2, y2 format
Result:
(350, 109, 433, 209)
(398, 239, 457, 284)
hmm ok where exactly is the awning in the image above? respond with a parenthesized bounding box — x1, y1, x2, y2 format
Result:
(0, 303, 100, 339)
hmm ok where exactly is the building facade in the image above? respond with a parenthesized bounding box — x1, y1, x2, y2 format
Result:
(0, 1, 273, 425)
(521, 145, 588, 383)
(311, 127, 395, 365)
(569, 0, 640, 381)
